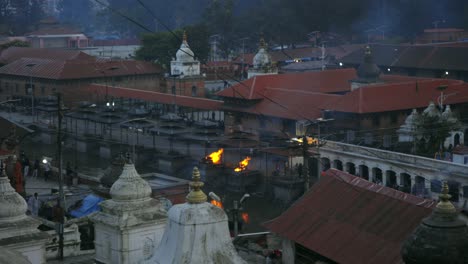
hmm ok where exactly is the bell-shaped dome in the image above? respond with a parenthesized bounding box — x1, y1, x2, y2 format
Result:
(357, 46, 381, 81)
(147, 167, 245, 264)
(109, 161, 152, 202)
(422, 101, 441, 117)
(401, 182, 468, 264)
(0, 167, 27, 222)
(253, 38, 272, 69)
(441, 105, 458, 124)
(404, 109, 418, 126)
(175, 31, 195, 62)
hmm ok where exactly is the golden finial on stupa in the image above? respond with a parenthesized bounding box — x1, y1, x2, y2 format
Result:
(183, 31, 187, 43)
(259, 36, 266, 49)
(186, 167, 207, 204)
(365, 45, 371, 55)
(436, 181, 456, 214)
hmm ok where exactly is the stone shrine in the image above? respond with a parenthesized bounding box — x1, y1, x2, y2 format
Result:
(91, 156, 167, 264)
(146, 167, 246, 264)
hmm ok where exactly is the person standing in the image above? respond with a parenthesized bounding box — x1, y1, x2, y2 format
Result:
(14, 157, 24, 195)
(32, 159, 39, 179)
(43, 161, 51, 182)
(23, 157, 30, 178)
(27, 193, 40, 216)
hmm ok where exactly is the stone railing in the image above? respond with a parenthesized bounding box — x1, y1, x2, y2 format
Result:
(320, 141, 468, 178)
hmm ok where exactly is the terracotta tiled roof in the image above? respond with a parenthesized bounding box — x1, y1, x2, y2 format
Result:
(264, 169, 435, 264)
(85, 84, 223, 111)
(216, 69, 355, 120)
(218, 68, 356, 99)
(216, 68, 468, 119)
(0, 58, 162, 80)
(341, 44, 468, 71)
(327, 78, 468, 113)
(0, 47, 93, 64)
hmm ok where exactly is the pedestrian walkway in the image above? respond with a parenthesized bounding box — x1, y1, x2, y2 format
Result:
(24, 176, 61, 196)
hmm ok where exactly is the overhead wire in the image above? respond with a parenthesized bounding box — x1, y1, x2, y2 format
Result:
(89, 0, 466, 198)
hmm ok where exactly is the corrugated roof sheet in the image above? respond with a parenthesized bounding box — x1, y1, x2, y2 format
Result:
(341, 44, 468, 71)
(85, 84, 223, 111)
(264, 169, 435, 264)
(233, 44, 364, 65)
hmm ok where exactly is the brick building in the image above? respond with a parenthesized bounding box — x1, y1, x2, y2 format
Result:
(0, 47, 163, 106)
(217, 47, 468, 150)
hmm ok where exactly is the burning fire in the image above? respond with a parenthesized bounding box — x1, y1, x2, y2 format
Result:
(234, 157, 251, 172)
(241, 213, 249, 223)
(206, 148, 224, 164)
(211, 200, 223, 209)
(292, 136, 318, 145)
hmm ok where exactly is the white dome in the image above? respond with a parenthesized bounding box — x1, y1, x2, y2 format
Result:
(176, 42, 195, 62)
(423, 101, 441, 117)
(109, 163, 152, 201)
(0, 175, 27, 222)
(441, 105, 458, 123)
(253, 48, 271, 69)
(176, 32, 195, 62)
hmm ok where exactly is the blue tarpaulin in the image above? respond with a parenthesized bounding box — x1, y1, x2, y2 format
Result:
(70, 194, 103, 218)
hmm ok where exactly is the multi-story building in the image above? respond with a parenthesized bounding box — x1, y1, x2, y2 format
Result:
(0, 47, 163, 106)
(217, 46, 468, 150)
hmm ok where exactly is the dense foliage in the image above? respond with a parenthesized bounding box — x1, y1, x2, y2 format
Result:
(0, 0, 44, 35)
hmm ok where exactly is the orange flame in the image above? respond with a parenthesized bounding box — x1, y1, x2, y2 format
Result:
(241, 212, 249, 223)
(210, 200, 223, 209)
(294, 136, 318, 145)
(234, 156, 251, 172)
(206, 148, 224, 164)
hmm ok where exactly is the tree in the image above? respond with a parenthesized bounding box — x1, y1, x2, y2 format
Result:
(414, 104, 461, 157)
(0, 40, 30, 49)
(136, 25, 209, 68)
(58, 0, 93, 31)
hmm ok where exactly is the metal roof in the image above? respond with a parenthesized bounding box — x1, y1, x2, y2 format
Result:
(264, 169, 436, 264)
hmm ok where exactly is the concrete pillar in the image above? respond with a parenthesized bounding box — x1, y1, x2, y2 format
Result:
(76, 140, 87, 153)
(424, 177, 431, 193)
(382, 173, 387, 187)
(395, 172, 401, 186)
(282, 239, 295, 264)
(99, 145, 111, 159)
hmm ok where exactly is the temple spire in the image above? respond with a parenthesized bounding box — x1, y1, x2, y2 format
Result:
(186, 167, 207, 204)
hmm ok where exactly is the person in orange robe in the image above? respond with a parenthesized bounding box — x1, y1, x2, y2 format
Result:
(14, 159, 24, 195)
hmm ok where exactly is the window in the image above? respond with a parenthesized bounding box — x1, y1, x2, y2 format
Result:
(364, 133, 373, 145)
(383, 134, 392, 148)
(372, 116, 380, 126)
(191, 86, 197, 97)
(41, 86, 45, 95)
(390, 113, 398, 124)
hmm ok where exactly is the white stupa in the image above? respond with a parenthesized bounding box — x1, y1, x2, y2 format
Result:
(0, 164, 49, 264)
(398, 109, 419, 142)
(146, 167, 246, 264)
(170, 31, 201, 77)
(247, 37, 278, 79)
(91, 156, 167, 264)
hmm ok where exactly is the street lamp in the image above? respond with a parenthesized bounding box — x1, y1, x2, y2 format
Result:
(26, 63, 36, 121)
